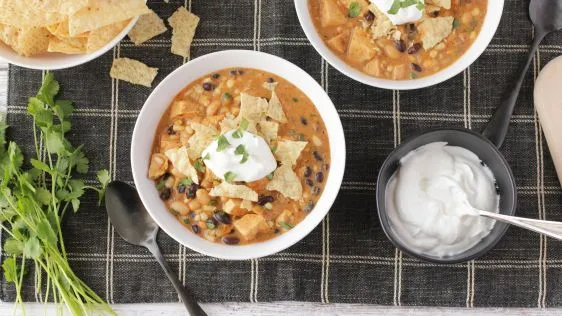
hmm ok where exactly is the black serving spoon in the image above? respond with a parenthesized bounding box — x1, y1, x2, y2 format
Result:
(105, 181, 207, 316)
(375, 0, 562, 263)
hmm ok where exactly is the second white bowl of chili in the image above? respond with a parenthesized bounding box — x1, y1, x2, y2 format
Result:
(131, 50, 346, 260)
(295, 0, 504, 90)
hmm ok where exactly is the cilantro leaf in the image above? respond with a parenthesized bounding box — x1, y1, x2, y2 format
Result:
(23, 237, 42, 259)
(2, 257, 19, 283)
(54, 99, 73, 120)
(0, 122, 7, 157)
(37, 72, 59, 107)
(30, 159, 52, 174)
(36, 218, 58, 247)
(224, 171, 237, 183)
(387, 0, 402, 14)
(35, 188, 52, 206)
(71, 199, 80, 213)
(4, 238, 24, 256)
(216, 135, 231, 151)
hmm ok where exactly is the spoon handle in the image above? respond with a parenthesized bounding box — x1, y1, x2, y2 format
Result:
(145, 241, 208, 316)
(481, 30, 546, 148)
(478, 210, 562, 241)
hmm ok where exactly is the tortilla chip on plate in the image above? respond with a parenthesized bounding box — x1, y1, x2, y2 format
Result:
(0, 25, 52, 56)
(110, 57, 158, 87)
(0, 1, 65, 27)
(128, 10, 167, 45)
(165, 147, 199, 184)
(68, 0, 150, 36)
(168, 6, 200, 57)
(48, 36, 87, 54)
(209, 182, 259, 202)
(187, 123, 218, 160)
(29, 0, 89, 16)
(266, 164, 303, 200)
(87, 20, 129, 52)
(274, 141, 308, 165)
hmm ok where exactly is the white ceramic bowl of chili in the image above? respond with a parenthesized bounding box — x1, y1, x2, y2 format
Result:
(131, 50, 346, 260)
(294, 0, 504, 90)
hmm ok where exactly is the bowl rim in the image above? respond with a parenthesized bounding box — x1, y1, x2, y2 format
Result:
(0, 17, 139, 71)
(375, 128, 517, 264)
(131, 49, 346, 260)
(294, 0, 505, 90)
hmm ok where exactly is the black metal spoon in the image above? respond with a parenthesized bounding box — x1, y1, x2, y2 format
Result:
(105, 181, 207, 316)
(482, 0, 562, 147)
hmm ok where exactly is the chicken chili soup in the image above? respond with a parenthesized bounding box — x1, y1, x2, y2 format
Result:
(309, 0, 488, 80)
(149, 68, 331, 245)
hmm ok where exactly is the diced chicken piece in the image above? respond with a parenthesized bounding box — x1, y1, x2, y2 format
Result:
(233, 214, 269, 241)
(426, 0, 451, 10)
(347, 27, 377, 64)
(169, 99, 202, 119)
(392, 64, 408, 80)
(148, 153, 168, 179)
(418, 16, 454, 50)
(320, 0, 347, 27)
(369, 4, 395, 39)
(223, 199, 248, 216)
(327, 31, 350, 55)
(363, 58, 382, 77)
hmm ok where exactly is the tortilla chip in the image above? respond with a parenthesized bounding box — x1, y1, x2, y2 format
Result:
(128, 10, 167, 45)
(274, 141, 307, 165)
(0, 1, 65, 27)
(267, 91, 287, 123)
(110, 57, 158, 87)
(187, 123, 218, 160)
(87, 20, 129, 52)
(165, 147, 199, 184)
(1, 26, 51, 56)
(168, 6, 199, 57)
(68, 0, 150, 36)
(262, 81, 278, 91)
(266, 164, 302, 200)
(258, 120, 278, 145)
(209, 182, 259, 202)
(426, 0, 451, 9)
(419, 16, 454, 49)
(29, 0, 89, 15)
(239, 93, 268, 122)
(48, 36, 87, 54)
(219, 114, 238, 134)
(369, 4, 395, 39)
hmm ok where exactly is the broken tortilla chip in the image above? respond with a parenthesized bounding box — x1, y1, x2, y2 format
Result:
(1, 26, 51, 57)
(239, 93, 268, 122)
(267, 90, 287, 123)
(0, 1, 65, 27)
(258, 120, 279, 145)
(48, 36, 87, 54)
(128, 10, 167, 45)
(219, 114, 238, 134)
(87, 20, 129, 52)
(68, 0, 150, 36)
(165, 147, 199, 184)
(266, 164, 303, 200)
(274, 141, 308, 165)
(30, 0, 89, 16)
(110, 57, 158, 87)
(209, 182, 259, 202)
(168, 6, 199, 58)
(187, 123, 218, 160)
(419, 16, 454, 49)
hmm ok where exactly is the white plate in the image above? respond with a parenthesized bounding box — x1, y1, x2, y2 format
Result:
(294, 0, 504, 90)
(131, 50, 346, 260)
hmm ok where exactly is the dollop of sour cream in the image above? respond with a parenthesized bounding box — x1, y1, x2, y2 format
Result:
(202, 130, 277, 183)
(386, 142, 500, 257)
(370, 0, 424, 25)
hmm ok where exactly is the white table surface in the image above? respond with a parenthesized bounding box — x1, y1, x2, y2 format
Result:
(0, 61, 558, 315)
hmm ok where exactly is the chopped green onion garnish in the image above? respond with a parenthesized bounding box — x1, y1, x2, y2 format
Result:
(206, 221, 216, 229)
(224, 171, 237, 183)
(279, 221, 294, 230)
(234, 144, 249, 164)
(179, 177, 193, 187)
(348, 2, 361, 17)
(203, 153, 211, 160)
(216, 135, 231, 151)
(194, 159, 205, 173)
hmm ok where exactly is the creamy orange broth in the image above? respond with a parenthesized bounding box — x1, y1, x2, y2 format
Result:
(309, 0, 487, 80)
(150, 68, 330, 245)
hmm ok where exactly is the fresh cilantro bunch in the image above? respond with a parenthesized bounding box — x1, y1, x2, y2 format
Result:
(0, 73, 114, 315)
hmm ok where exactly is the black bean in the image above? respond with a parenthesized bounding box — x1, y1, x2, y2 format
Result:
(202, 82, 215, 91)
(222, 236, 240, 245)
(304, 201, 315, 212)
(406, 23, 417, 33)
(300, 116, 308, 125)
(394, 39, 406, 53)
(159, 188, 171, 200)
(177, 184, 186, 193)
(411, 63, 423, 73)
(191, 224, 200, 234)
(364, 11, 375, 22)
(167, 125, 176, 135)
(214, 211, 232, 225)
(313, 151, 323, 161)
(304, 167, 312, 178)
(312, 187, 321, 195)
(186, 183, 199, 198)
(431, 11, 440, 17)
(316, 172, 324, 183)
(305, 179, 314, 187)
(230, 69, 239, 76)
(407, 43, 422, 54)
(274, 228, 280, 234)
(211, 73, 220, 79)
(210, 217, 219, 226)
(257, 195, 274, 206)
(267, 77, 275, 83)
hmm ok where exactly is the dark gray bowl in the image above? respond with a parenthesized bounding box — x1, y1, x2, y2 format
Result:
(376, 128, 517, 264)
